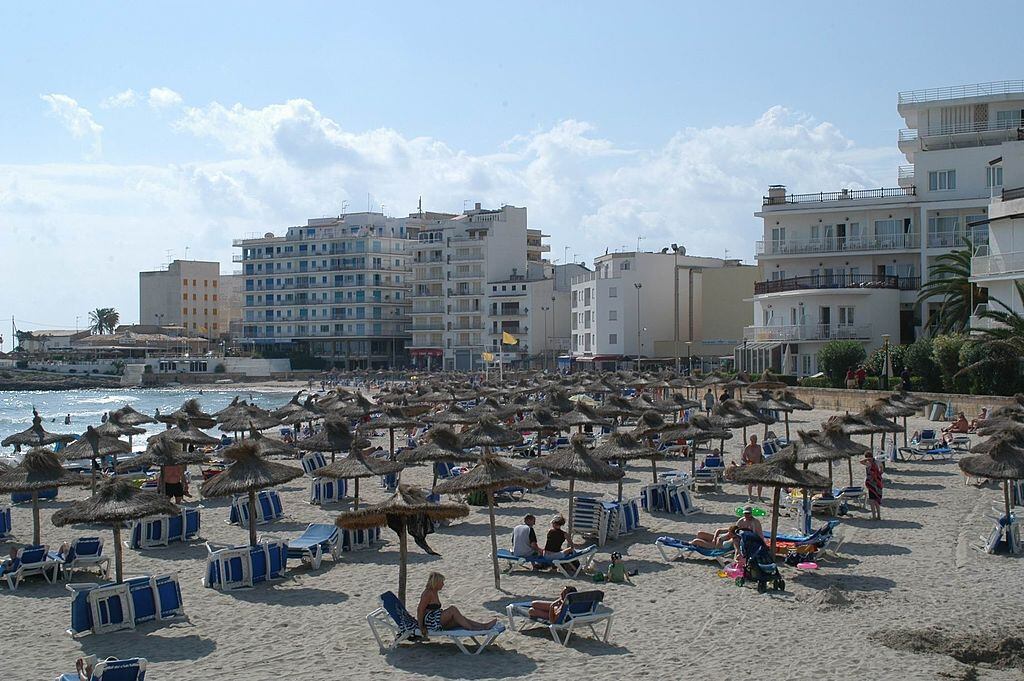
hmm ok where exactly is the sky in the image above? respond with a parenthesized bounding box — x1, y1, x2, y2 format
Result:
(1, 1, 1020, 348)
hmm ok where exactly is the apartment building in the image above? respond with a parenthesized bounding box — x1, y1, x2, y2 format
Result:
(407, 203, 557, 371)
(570, 248, 759, 371)
(234, 213, 410, 369)
(139, 260, 229, 339)
(971, 139, 1024, 326)
(745, 80, 1023, 377)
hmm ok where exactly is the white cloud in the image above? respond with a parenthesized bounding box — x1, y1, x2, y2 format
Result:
(148, 87, 183, 109)
(5, 94, 901, 330)
(100, 89, 139, 109)
(39, 94, 103, 159)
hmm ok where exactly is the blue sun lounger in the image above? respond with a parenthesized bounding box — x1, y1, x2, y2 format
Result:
(203, 540, 288, 590)
(285, 523, 341, 570)
(67, 573, 184, 637)
(58, 537, 111, 581)
(129, 508, 202, 549)
(774, 520, 840, 547)
(3, 544, 60, 589)
(506, 589, 613, 645)
(654, 536, 733, 564)
(495, 545, 598, 578)
(367, 591, 506, 655)
(0, 506, 12, 541)
(55, 656, 147, 681)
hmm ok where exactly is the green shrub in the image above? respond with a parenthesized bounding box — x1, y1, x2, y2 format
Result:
(799, 376, 830, 388)
(213, 363, 226, 374)
(902, 338, 941, 392)
(863, 376, 881, 390)
(865, 343, 907, 379)
(817, 340, 867, 388)
(958, 341, 1023, 396)
(932, 334, 970, 393)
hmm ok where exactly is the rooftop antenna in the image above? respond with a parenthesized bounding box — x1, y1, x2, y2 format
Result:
(340, 200, 349, 216)
(418, 195, 423, 218)
(165, 249, 173, 268)
(184, 246, 190, 260)
(724, 247, 730, 260)
(367, 193, 372, 213)
(636, 235, 644, 253)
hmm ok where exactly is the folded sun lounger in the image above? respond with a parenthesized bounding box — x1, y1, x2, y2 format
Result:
(506, 589, 613, 645)
(654, 536, 733, 564)
(494, 545, 598, 578)
(367, 591, 506, 655)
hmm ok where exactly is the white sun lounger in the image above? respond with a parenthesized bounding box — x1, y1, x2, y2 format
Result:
(368, 591, 506, 655)
(506, 590, 613, 645)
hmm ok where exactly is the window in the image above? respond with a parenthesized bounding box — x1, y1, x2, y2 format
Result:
(203, 294, 208, 301)
(212, 294, 218, 301)
(801, 355, 812, 376)
(212, 280, 218, 288)
(608, 334, 618, 345)
(182, 278, 188, 286)
(928, 216, 960, 246)
(928, 169, 956, 191)
(182, 307, 188, 316)
(192, 279, 196, 286)
(182, 293, 187, 300)
(621, 260, 631, 270)
(838, 306, 855, 326)
(192, 293, 197, 301)
(987, 165, 1003, 188)
(996, 109, 1024, 129)
(608, 286, 617, 298)
(608, 309, 617, 321)
(203, 280, 208, 287)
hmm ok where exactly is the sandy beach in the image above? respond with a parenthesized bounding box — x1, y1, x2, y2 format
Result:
(1, 406, 1021, 681)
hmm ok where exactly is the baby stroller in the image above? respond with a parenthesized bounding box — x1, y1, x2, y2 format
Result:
(735, 530, 785, 593)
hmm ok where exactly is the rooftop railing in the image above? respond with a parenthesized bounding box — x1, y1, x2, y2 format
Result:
(899, 120, 1024, 140)
(898, 80, 1024, 105)
(763, 186, 915, 206)
(743, 324, 873, 342)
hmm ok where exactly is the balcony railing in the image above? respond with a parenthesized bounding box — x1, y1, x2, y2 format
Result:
(972, 250, 1024, 277)
(927, 229, 990, 249)
(753, 274, 919, 295)
(898, 165, 914, 180)
(450, 253, 484, 262)
(743, 324, 873, 342)
(898, 80, 1024, 105)
(900, 120, 1024, 141)
(756, 232, 920, 257)
(763, 186, 915, 206)
(1002, 186, 1024, 202)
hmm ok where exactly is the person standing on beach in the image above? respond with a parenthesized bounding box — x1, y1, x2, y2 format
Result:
(703, 389, 715, 415)
(861, 452, 883, 520)
(845, 367, 856, 389)
(741, 435, 764, 502)
(161, 463, 188, 504)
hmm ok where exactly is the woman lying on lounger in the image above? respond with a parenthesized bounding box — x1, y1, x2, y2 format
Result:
(417, 572, 497, 637)
(528, 585, 577, 622)
(689, 525, 739, 549)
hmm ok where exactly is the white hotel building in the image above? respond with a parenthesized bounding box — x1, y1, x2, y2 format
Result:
(742, 81, 1024, 377)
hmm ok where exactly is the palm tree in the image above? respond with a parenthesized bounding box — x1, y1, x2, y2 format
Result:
(88, 308, 120, 335)
(960, 281, 1024, 376)
(917, 240, 986, 334)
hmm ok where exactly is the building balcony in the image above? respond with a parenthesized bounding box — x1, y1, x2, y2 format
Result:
(753, 274, 919, 295)
(743, 324, 873, 342)
(927, 229, 989, 249)
(972, 249, 1024, 279)
(450, 253, 485, 262)
(492, 309, 527, 317)
(448, 289, 483, 297)
(411, 304, 445, 314)
(451, 324, 484, 331)
(450, 270, 484, 280)
(898, 165, 914, 189)
(762, 186, 915, 207)
(756, 233, 920, 258)
(414, 272, 445, 281)
(413, 256, 444, 264)
(410, 323, 445, 332)
(899, 120, 1023, 153)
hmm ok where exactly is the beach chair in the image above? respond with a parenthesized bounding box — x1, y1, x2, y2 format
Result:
(433, 461, 461, 481)
(55, 656, 147, 681)
(203, 540, 288, 590)
(59, 537, 111, 581)
(506, 590, 613, 645)
(228, 490, 284, 527)
(570, 497, 610, 546)
(834, 486, 866, 509)
(0, 505, 12, 541)
(978, 514, 1021, 555)
(899, 443, 953, 461)
(129, 508, 202, 549)
(309, 477, 347, 505)
(494, 545, 598, 578)
(692, 455, 724, 492)
(367, 591, 506, 655)
(774, 520, 841, 556)
(67, 573, 184, 637)
(285, 523, 342, 570)
(300, 452, 327, 476)
(654, 536, 733, 564)
(340, 526, 382, 552)
(12, 487, 58, 504)
(3, 544, 60, 589)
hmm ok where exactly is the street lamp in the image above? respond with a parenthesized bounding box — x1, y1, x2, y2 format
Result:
(634, 282, 643, 371)
(881, 334, 891, 390)
(540, 305, 550, 371)
(686, 340, 692, 376)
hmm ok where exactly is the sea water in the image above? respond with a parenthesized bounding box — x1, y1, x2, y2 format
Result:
(0, 387, 298, 449)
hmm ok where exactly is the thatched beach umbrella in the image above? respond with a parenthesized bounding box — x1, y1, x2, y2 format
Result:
(2, 411, 76, 451)
(713, 399, 763, 446)
(357, 408, 420, 461)
(749, 369, 786, 391)
(62, 426, 132, 492)
(398, 427, 475, 487)
(119, 437, 208, 495)
(421, 404, 478, 426)
(157, 398, 216, 429)
(337, 485, 469, 603)
(200, 441, 304, 546)
(295, 419, 355, 462)
(434, 453, 547, 590)
(109, 404, 158, 427)
(150, 418, 221, 449)
(529, 433, 624, 536)
(773, 390, 813, 441)
(247, 428, 299, 459)
(828, 409, 901, 484)
(94, 418, 147, 450)
(592, 431, 660, 499)
(52, 478, 179, 583)
(0, 447, 83, 544)
(960, 437, 1024, 550)
(212, 396, 244, 420)
(725, 452, 831, 557)
(218, 405, 281, 438)
(872, 397, 918, 448)
(312, 450, 404, 510)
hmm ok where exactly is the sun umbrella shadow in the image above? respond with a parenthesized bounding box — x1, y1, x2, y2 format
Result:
(883, 497, 938, 509)
(385, 647, 538, 678)
(131, 542, 211, 562)
(0, 580, 72, 599)
(792, 572, 897, 593)
(840, 542, 913, 557)
(839, 517, 923, 530)
(80, 632, 217, 663)
(892, 467, 957, 477)
(443, 520, 509, 537)
(885, 481, 946, 491)
(222, 585, 349, 607)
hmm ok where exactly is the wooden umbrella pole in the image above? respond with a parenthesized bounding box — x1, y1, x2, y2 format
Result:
(113, 525, 124, 583)
(827, 459, 834, 486)
(487, 489, 501, 590)
(847, 457, 854, 487)
(1004, 481, 1014, 554)
(567, 477, 577, 537)
(32, 491, 41, 545)
(389, 428, 396, 461)
(354, 478, 360, 511)
(651, 456, 658, 484)
(769, 486, 781, 559)
(784, 412, 791, 441)
(398, 522, 409, 603)
(248, 489, 258, 546)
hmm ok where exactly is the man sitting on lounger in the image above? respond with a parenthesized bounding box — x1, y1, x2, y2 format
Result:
(690, 525, 739, 550)
(511, 514, 541, 558)
(942, 413, 969, 444)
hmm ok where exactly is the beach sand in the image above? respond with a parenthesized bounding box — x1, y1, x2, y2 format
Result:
(2, 407, 1021, 680)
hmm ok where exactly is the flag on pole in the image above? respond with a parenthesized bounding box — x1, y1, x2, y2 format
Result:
(501, 331, 518, 346)
(482, 351, 495, 362)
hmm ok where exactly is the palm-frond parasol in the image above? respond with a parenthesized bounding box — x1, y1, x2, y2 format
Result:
(2, 411, 76, 450)
(157, 398, 216, 429)
(529, 433, 623, 535)
(0, 447, 83, 544)
(311, 450, 404, 509)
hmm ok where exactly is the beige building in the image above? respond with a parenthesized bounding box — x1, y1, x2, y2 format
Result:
(139, 260, 229, 339)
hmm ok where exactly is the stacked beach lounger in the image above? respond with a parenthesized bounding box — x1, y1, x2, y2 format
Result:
(67, 573, 184, 636)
